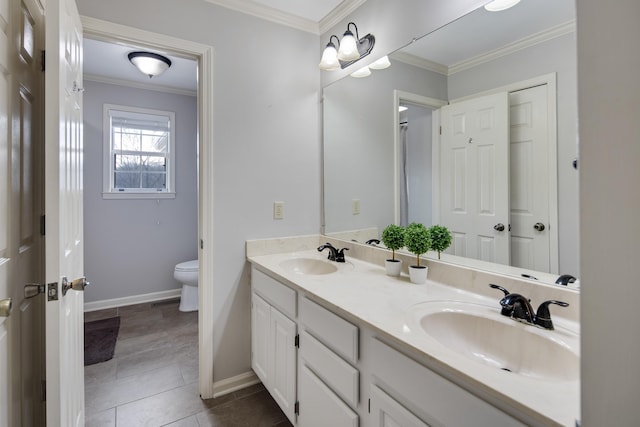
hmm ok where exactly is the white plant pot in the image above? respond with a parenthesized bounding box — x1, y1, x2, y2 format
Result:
(385, 259, 402, 277)
(409, 265, 428, 284)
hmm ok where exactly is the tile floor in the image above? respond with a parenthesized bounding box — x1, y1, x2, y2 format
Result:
(84, 300, 292, 427)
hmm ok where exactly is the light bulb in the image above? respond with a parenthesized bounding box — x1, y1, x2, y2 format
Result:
(337, 30, 359, 61)
(484, 0, 520, 12)
(350, 66, 371, 78)
(319, 43, 340, 71)
(369, 56, 391, 70)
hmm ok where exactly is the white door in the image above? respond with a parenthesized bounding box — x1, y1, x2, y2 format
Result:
(0, 0, 46, 424)
(251, 293, 270, 383)
(440, 92, 510, 264)
(44, 0, 85, 425)
(509, 85, 552, 272)
(270, 306, 296, 424)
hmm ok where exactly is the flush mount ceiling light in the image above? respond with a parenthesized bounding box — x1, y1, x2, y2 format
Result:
(128, 51, 172, 78)
(319, 22, 375, 71)
(484, 0, 521, 11)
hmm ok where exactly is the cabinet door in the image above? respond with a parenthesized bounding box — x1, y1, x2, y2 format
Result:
(270, 306, 297, 424)
(299, 364, 358, 427)
(251, 293, 270, 384)
(370, 385, 430, 427)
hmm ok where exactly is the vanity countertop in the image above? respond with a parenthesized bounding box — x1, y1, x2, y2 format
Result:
(247, 249, 580, 427)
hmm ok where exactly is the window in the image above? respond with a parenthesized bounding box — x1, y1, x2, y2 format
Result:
(103, 104, 176, 199)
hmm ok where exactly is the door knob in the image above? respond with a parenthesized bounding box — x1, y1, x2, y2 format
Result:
(0, 298, 12, 317)
(494, 223, 505, 232)
(62, 276, 89, 296)
(534, 222, 546, 231)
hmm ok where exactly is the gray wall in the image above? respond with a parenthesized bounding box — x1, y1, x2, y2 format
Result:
(76, 0, 508, 385)
(83, 80, 198, 303)
(448, 33, 578, 276)
(77, 0, 321, 382)
(405, 105, 433, 226)
(578, 1, 640, 424)
(323, 60, 447, 234)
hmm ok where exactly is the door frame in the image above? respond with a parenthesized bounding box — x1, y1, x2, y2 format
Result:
(449, 73, 559, 274)
(81, 17, 216, 398)
(392, 90, 447, 225)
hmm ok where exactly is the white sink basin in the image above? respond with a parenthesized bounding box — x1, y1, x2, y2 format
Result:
(279, 257, 338, 275)
(406, 301, 579, 382)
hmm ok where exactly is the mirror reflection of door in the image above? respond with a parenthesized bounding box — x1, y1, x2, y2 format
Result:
(439, 92, 510, 265)
(434, 83, 556, 273)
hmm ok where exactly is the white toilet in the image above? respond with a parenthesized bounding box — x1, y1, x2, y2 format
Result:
(174, 259, 198, 312)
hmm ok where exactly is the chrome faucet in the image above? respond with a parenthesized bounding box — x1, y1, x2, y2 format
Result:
(317, 243, 349, 263)
(489, 284, 569, 330)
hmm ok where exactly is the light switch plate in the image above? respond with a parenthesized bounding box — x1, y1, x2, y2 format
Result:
(352, 199, 361, 215)
(273, 201, 284, 220)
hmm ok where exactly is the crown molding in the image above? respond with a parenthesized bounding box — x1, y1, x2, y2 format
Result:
(319, 0, 368, 35)
(84, 73, 197, 97)
(390, 51, 449, 76)
(203, 0, 320, 34)
(449, 20, 576, 75)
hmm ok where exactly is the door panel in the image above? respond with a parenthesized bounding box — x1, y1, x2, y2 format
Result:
(44, 0, 84, 424)
(440, 92, 510, 264)
(509, 85, 551, 272)
(1, 0, 45, 424)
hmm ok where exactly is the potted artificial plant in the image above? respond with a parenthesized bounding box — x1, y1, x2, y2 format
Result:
(428, 225, 452, 260)
(381, 224, 405, 277)
(404, 222, 432, 284)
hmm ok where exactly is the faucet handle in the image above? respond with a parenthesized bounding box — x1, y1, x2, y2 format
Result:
(489, 284, 513, 317)
(336, 247, 349, 263)
(489, 283, 510, 296)
(535, 300, 569, 330)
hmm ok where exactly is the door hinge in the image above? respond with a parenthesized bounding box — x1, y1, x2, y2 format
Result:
(294, 334, 299, 348)
(40, 215, 45, 236)
(41, 380, 46, 402)
(200, 239, 204, 249)
(41, 50, 45, 72)
(294, 401, 299, 416)
(368, 398, 371, 413)
(439, 125, 442, 135)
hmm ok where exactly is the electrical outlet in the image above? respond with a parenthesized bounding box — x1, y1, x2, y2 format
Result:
(352, 199, 361, 215)
(273, 201, 285, 220)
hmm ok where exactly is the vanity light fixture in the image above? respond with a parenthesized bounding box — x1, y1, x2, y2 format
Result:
(319, 22, 375, 71)
(484, 0, 521, 12)
(128, 51, 172, 78)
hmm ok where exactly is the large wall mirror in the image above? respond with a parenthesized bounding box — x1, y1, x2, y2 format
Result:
(322, 0, 578, 286)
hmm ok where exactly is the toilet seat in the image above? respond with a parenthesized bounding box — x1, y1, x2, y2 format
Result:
(175, 259, 198, 272)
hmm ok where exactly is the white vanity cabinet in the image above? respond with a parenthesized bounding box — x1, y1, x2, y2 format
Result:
(251, 268, 297, 424)
(370, 338, 525, 427)
(298, 296, 360, 427)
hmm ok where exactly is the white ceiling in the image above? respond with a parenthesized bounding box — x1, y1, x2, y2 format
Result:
(249, 0, 345, 22)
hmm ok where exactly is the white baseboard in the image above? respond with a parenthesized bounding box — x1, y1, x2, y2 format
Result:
(84, 288, 182, 312)
(212, 371, 261, 398)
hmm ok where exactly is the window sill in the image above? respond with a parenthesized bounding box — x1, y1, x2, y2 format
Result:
(102, 192, 176, 200)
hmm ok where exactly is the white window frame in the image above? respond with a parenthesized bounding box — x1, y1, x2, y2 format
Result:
(102, 104, 176, 199)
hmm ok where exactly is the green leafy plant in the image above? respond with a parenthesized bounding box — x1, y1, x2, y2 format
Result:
(428, 225, 452, 260)
(404, 223, 432, 267)
(381, 224, 405, 261)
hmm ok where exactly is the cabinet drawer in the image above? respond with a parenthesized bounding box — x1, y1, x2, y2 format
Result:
(300, 331, 359, 407)
(299, 364, 359, 427)
(371, 338, 524, 427)
(251, 267, 296, 318)
(300, 297, 358, 364)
